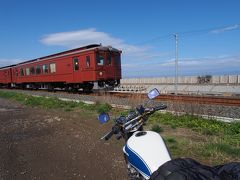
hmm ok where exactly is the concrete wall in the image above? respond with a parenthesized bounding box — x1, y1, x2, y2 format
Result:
(121, 75, 240, 85)
(212, 76, 220, 84)
(229, 75, 238, 84)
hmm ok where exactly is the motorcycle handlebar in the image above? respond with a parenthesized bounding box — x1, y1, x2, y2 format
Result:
(125, 104, 167, 124)
(102, 130, 114, 141)
(101, 104, 167, 140)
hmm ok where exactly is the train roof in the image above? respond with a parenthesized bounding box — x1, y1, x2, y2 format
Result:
(15, 44, 101, 66)
(2, 44, 121, 67)
(37, 44, 101, 60)
(0, 64, 16, 70)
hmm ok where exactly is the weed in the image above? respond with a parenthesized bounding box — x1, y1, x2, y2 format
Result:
(64, 107, 73, 112)
(96, 103, 112, 113)
(171, 124, 177, 129)
(1, 90, 240, 165)
(165, 137, 177, 144)
(0, 90, 112, 113)
(200, 143, 240, 157)
(226, 122, 240, 135)
(148, 111, 240, 164)
(119, 110, 131, 116)
(163, 137, 187, 158)
(149, 112, 231, 136)
(151, 124, 164, 133)
(202, 129, 215, 136)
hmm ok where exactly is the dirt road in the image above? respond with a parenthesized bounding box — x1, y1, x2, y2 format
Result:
(0, 98, 128, 180)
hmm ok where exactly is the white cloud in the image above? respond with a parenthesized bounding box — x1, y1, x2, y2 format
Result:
(0, 58, 21, 68)
(122, 55, 240, 77)
(160, 55, 240, 69)
(40, 28, 240, 77)
(40, 28, 151, 57)
(210, 24, 240, 34)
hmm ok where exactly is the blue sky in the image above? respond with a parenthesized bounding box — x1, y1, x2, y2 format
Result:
(0, 0, 240, 77)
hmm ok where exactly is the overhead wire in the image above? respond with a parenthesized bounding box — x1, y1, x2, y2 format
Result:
(133, 34, 172, 45)
(124, 24, 240, 76)
(133, 23, 240, 45)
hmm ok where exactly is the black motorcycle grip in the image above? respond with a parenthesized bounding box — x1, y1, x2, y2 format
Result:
(104, 130, 114, 141)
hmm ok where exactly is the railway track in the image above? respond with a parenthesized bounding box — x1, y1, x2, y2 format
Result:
(1, 88, 240, 107)
(107, 92, 240, 107)
(1, 88, 240, 119)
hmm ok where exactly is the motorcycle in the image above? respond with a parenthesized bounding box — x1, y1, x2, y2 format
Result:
(98, 88, 171, 179)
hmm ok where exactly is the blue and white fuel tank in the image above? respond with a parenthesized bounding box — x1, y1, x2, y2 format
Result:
(123, 131, 171, 179)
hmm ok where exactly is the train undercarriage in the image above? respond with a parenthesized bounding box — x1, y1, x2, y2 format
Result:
(98, 79, 120, 88)
(3, 80, 120, 93)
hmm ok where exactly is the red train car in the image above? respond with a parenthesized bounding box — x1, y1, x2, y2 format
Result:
(0, 66, 13, 87)
(6, 44, 121, 91)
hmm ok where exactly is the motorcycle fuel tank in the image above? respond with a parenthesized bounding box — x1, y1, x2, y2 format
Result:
(123, 131, 171, 179)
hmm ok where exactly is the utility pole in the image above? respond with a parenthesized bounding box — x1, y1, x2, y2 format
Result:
(174, 33, 179, 95)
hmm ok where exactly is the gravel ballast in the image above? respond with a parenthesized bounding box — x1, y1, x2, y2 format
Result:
(1, 89, 240, 121)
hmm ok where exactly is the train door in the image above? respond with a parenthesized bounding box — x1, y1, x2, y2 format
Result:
(105, 52, 114, 78)
(81, 53, 95, 81)
(96, 51, 106, 79)
(9, 68, 13, 84)
(12, 68, 18, 84)
(104, 51, 121, 80)
(72, 57, 82, 82)
(113, 52, 122, 78)
(3, 70, 7, 84)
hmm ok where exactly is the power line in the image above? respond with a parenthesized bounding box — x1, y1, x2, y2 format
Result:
(180, 23, 240, 36)
(133, 34, 172, 45)
(133, 23, 240, 45)
(123, 24, 240, 78)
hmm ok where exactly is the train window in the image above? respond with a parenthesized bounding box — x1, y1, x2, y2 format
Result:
(30, 67, 35, 75)
(36, 66, 41, 74)
(20, 68, 25, 76)
(86, 56, 90, 67)
(107, 54, 111, 65)
(74, 58, 79, 70)
(42, 65, 49, 74)
(97, 53, 104, 66)
(50, 63, 56, 73)
(26, 68, 30, 76)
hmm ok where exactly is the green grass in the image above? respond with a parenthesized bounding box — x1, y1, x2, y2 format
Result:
(200, 143, 240, 157)
(148, 112, 240, 165)
(149, 112, 240, 136)
(151, 124, 164, 133)
(0, 90, 112, 113)
(1, 90, 239, 165)
(165, 137, 177, 144)
(163, 136, 187, 158)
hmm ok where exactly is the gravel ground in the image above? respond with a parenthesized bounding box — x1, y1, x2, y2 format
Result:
(1, 89, 240, 119)
(0, 97, 128, 180)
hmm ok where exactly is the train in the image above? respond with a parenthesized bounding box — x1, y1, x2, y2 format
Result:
(0, 44, 122, 92)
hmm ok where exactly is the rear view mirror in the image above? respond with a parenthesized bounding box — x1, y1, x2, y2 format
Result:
(98, 113, 110, 124)
(148, 88, 160, 99)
